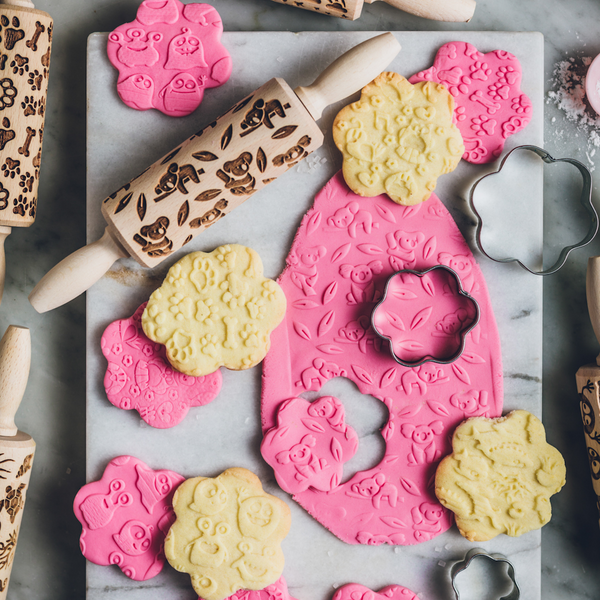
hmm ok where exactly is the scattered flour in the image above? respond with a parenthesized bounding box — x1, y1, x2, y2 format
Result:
(297, 153, 328, 173)
(547, 55, 600, 170)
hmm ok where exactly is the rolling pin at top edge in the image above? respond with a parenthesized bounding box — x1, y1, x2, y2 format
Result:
(29, 32, 401, 313)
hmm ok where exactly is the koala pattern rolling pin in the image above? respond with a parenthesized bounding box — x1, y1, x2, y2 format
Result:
(29, 32, 401, 313)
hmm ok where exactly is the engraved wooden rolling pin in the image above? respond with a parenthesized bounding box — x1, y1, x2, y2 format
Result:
(0, 0, 52, 304)
(0, 325, 35, 597)
(575, 256, 600, 527)
(29, 32, 401, 313)
(268, 0, 476, 22)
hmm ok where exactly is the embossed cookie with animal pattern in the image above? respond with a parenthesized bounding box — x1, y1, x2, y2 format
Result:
(332, 71, 464, 205)
(73, 455, 185, 580)
(107, 0, 231, 116)
(101, 302, 222, 428)
(435, 410, 566, 541)
(261, 171, 503, 546)
(142, 245, 286, 376)
(409, 42, 532, 163)
(165, 467, 291, 600)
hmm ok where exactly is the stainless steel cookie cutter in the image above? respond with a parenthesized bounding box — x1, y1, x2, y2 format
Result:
(371, 265, 480, 368)
(450, 548, 520, 600)
(469, 144, 598, 276)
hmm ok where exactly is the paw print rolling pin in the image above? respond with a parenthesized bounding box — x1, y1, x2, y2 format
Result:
(267, 0, 475, 22)
(29, 32, 401, 313)
(0, 0, 52, 304)
(0, 325, 35, 598)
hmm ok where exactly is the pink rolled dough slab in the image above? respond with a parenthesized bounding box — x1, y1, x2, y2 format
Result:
(215, 576, 299, 600)
(332, 583, 419, 600)
(101, 302, 222, 428)
(261, 171, 503, 546)
(107, 0, 231, 116)
(73, 455, 185, 580)
(409, 41, 532, 164)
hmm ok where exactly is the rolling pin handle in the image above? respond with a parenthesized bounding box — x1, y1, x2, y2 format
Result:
(366, 0, 476, 22)
(294, 32, 401, 121)
(0, 226, 11, 307)
(28, 227, 128, 313)
(586, 256, 600, 363)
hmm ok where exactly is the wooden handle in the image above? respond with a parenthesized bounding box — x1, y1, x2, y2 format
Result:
(28, 227, 127, 313)
(294, 32, 401, 120)
(367, 0, 476, 22)
(0, 325, 30, 437)
(587, 256, 600, 365)
(0, 227, 11, 307)
(0, 2, 52, 229)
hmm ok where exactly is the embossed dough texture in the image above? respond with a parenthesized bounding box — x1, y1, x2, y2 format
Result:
(261, 171, 503, 546)
(101, 302, 222, 428)
(73, 455, 185, 581)
(107, 0, 231, 117)
(409, 41, 532, 164)
(333, 583, 419, 600)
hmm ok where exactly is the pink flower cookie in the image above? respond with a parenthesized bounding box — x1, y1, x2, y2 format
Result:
(261, 171, 503, 546)
(101, 303, 222, 428)
(333, 584, 419, 600)
(409, 41, 532, 163)
(73, 455, 185, 580)
(220, 577, 298, 600)
(107, 0, 232, 116)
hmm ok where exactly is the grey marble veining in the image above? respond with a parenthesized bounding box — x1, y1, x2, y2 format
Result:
(2, 0, 600, 599)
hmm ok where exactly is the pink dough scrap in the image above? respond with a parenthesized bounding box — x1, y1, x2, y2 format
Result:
(333, 584, 419, 600)
(261, 171, 503, 546)
(73, 455, 185, 580)
(409, 41, 532, 164)
(101, 302, 222, 428)
(107, 0, 232, 117)
(215, 577, 299, 600)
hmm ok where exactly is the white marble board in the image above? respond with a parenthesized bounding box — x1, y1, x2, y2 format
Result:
(86, 31, 544, 600)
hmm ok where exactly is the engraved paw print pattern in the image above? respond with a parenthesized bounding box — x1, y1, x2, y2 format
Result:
(261, 171, 503, 546)
(332, 71, 464, 206)
(107, 0, 231, 116)
(332, 583, 419, 600)
(165, 468, 291, 600)
(435, 410, 566, 541)
(142, 245, 286, 376)
(101, 302, 222, 428)
(73, 455, 185, 581)
(410, 41, 532, 164)
(0, 6, 51, 227)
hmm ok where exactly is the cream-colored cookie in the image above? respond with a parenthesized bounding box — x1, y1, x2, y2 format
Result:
(435, 410, 566, 541)
(332, 71, 464, 206)
(165, 468, 291, 600)
(142, 244, 286, 376)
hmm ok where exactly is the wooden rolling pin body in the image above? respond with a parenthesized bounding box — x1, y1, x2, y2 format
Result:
(575, 256, 600, 528)
(267, 0, 476, 22)
(0, 325, 34, 598)
(29, 32, 401, 312)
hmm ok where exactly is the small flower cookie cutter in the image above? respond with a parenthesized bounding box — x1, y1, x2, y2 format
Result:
(449, 547, 520, 600)
(469, 144, 598, 276)
(371, 265, 480, 368)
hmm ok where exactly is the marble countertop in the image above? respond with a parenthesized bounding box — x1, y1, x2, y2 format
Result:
(2, 0, 600, 598)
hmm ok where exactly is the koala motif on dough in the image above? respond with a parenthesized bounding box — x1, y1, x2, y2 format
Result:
(296, 358, 347, 390)
(339, 260, 384, 305)
(399, 364, 450, 396)
(386, 230, 425, 270)
(411, 502, 444, 542)
(334, 315, 382, 354)
(346, 473, 399, 509)
(450, 389, 488, 415)
(434, 308, 470, 336)
(401, 420, 444, 465)
(438, 252, 476, 292)
(288, 245, 327, 296)
(327, 201, 379, 238)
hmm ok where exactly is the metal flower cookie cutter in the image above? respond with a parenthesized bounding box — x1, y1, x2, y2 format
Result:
(469, 144, 598, 276)
(449, 548, 520, 600)
(371, 265, 480, 368)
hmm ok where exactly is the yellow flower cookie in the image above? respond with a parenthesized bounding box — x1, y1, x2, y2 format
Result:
(333, 71, 464, 206)
(165, 468, 291, 600)
(435, 410, 566, 541)
(142, 244, 286, 376)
